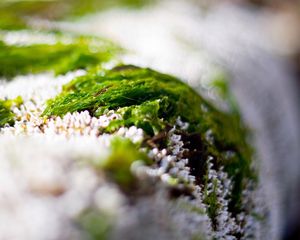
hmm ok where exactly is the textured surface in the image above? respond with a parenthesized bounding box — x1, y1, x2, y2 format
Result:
(0, 1, 289, 239)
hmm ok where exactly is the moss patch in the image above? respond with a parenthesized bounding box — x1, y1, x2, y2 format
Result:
(0, 36, 121, 78)
(43, 64, 254, 215)
(95, 137, 150, 189)
(0, 96, 22, 128)
(0, 0, 155, 30)
(78, 208, 112, 240)
(0, 100, 14, 128)
(43, 65, 205, 133)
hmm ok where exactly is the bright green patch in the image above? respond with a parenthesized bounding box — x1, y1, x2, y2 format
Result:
(43, 65, 205, 134)
(0, 36, 121, 78)
(0, 96, 22, 128)
(0, 101, 15, 128)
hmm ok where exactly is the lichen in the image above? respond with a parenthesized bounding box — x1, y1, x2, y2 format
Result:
(0, 36, 122, 78)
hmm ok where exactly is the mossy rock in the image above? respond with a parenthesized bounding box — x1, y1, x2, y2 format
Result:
(43, 64, 255, 218)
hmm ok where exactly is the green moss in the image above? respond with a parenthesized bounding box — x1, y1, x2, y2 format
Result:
(43, 64, 254, 214)
(0, 101, 14, 128)
(178, 201, 206, 216)
(0, 96, 22, 128)
(43, 65, 204, 133)
(0, 0, 155, 30)
(203, 178, 219, 227)
(0, 36, 121, 78)
(0, 11, 27, 30)
(78, 209, 112, 240)
(192, 235, 207, 240)
(210, 71, 240, 115)
(95, 137, 150, 189)
(207, 73, 255, 214)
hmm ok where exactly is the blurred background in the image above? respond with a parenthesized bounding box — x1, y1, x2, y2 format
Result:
(1, 0, 299, 239)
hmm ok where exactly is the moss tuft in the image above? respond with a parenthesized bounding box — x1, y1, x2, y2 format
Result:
(0, 96, 22, 128)
(0, 36, 121, 78)
(43, 65, 205, 133)
(0, 0, 156, 30)
(96, 137, 150, 189)
(78, 208, 112, 240)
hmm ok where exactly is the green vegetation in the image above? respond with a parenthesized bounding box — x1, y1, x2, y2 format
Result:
(208, 73, 255, 215)
(0, 0, 155, 30)
(0, 1, 254, 217)
(0, 97, 23, 128)
(0, 0, 258, 236)
(203, 178, 219, 227)
(178, 201, 206, 216)
(0, 96, 22, 128)
(0, 100, 15, 128)
(43, 64, 254, 214)
(95, 137, 150, 189)
(43, 65, 205, 134)
(78, 209, 112, 240)
(210, 72, 240, 114)
(0, 36, 121, 78)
